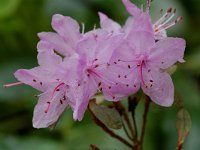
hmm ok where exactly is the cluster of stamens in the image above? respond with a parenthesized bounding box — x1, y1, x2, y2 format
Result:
(153, 8, 183, 34)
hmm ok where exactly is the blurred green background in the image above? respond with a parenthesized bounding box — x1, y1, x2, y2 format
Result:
(0, 0, 199, 149)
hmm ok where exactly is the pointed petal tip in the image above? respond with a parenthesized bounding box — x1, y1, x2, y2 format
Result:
(152, 97, 174, 107)
(73, 112, 83, 121)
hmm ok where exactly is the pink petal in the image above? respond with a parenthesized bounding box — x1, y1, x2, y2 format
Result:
(127, 31, 155, 54)
(33, 90, 68, 128)
(98, 12, 121, 34)
(37, 50, 62, 68)
(142, 68, 174, 106)
(37, 32, 74, 56)
(77, 31, 123, 63)
(99, 65, 140, 101)
(14, 68, 48, 92)
(149, 37, 186, 69)
(51, 14, 81, 48)
(122, 0, 142, 17)
(70, 78, 97, 121)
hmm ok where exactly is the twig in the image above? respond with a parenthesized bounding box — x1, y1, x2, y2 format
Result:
(176, 142, 183, 150)
(128, 96, 140, 143)
(90, 144, 101, 150)
(122, 120, 133, 140)
(131, 110, 138, 141)
(89, 107, 134, 149)
(139, 96, 151, 149)
(113, 102, 135, 138)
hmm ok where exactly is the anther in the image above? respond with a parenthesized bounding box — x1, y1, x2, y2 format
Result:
(167, 8, 172, 13)
(98, 82, 102, 87)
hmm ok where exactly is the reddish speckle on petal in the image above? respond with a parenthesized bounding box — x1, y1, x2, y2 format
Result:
(60, 100, 63, 104)
(98, 82, 102, 87)
(33, 79, 36, 82)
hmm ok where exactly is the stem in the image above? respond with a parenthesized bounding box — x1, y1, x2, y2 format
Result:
(128, 96, 140, 144)
(122, 120, 133, 140)
(176, 142, 183, 150)
(139, 96, 150, 150)
(131, 110, 138, 141)
(90, 144, 101, 150)
(89, 108, 134, 149)
(113, 102, 135, 138)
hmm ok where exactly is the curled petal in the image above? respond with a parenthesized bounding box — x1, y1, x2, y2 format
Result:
(37, 32, 74, 56)
(51, 14, 81, 48)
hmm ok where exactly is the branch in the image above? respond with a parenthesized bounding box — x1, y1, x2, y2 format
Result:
(89, 107, 134, 149)
(139, 96, 151, 149)
(113, 101, 135, 138)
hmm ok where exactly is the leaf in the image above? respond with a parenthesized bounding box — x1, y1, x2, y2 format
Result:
(89, 100, 122, 129)
(176, 108, 192, 145)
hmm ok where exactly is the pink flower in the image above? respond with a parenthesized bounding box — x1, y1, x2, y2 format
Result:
(111, 13, 186, 106)
(122, 0, 183, 40)
(11, 50, 84, 128)
(75, 29, 130, 102)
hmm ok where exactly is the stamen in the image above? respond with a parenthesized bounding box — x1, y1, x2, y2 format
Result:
(160, 8, 163, 14)
(146, 0, 152, 11)
(156, 16, 183, 33)
(154, 8, 172, 26)
(4, 82, 23, 88)
(51, 83, 65, 98)
(81, 22, 85, 34)
(139, 61, 146, 86)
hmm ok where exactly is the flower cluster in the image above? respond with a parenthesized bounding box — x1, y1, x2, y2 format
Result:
(7, 0, 186, 128)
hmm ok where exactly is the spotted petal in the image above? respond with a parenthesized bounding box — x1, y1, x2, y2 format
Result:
(149, 37, 186, 69)
(33, 89, 68, 128)
(142, 68, 174, 106)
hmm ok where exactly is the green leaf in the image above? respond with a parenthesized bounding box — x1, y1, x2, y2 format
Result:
(176, 108, 192, 145)
(89, 100, 122, 129)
